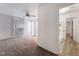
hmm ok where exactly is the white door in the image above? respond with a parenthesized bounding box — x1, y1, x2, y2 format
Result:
(59, 16, 66, 54)
(59, 16, 66, 43)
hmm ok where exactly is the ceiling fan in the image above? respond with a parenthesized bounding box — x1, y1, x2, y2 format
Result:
(25, 11, 36, 17)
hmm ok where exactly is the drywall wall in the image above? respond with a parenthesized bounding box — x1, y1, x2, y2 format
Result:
(38, 4, 59, 54)
(73, 17, 79, 43)
(0, 14, 12, 39)
(38, 3, 74, 54)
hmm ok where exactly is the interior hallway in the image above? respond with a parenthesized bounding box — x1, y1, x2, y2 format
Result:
(0, 37, 56, 56)
(60, 34, 79, 56)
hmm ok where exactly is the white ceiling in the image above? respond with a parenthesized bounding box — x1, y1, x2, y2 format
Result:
(65, 4, 79, 13)
(0, 3, 41, 17)
(59, 3, 79, 14)
(0, 3, 74, 18)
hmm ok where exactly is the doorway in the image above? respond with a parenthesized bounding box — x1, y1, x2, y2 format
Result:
(59, 4, 79, 56)
(66, 19, 73, 40)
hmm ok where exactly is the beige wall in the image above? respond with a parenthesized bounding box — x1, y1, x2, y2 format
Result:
(0, 14, 13, 39)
